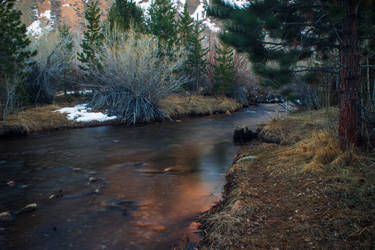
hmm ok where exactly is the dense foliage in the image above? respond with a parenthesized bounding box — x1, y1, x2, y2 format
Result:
(183, 18, 208, 92)
(146, 0, 178, 54)
(213, 44, 234, 96)
(107, 0, 144, 32)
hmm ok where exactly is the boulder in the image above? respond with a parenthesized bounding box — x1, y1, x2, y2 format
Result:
(233, 126, 258, 144)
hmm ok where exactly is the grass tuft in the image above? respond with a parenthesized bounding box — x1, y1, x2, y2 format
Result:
(159, 95, 242, 117)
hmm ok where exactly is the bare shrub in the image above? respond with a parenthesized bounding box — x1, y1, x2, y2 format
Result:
(88, 28, 188, 124)
(0, 76, 19, 124)
(27, 30, 76, 104)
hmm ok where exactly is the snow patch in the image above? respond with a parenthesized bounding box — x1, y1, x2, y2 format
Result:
(192, 0, 220, 32)
(54, 104, 117, 123)
(56, 90, 93, 96)
(27, 10, 55, 37)
(223, 0, 250, 8)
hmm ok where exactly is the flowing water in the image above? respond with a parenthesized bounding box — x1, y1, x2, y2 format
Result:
(0, 104, 281, 250)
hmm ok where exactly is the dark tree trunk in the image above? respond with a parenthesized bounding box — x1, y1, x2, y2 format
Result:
(329, 77, 339, 106)
(338, 0, 361, 149)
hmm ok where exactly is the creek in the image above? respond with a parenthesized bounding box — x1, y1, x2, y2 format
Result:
(0, 104, 281, 249)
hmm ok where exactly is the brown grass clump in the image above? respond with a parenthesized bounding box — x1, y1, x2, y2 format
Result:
(159, 95, 242, 118)
(257, 107, 338, 145)
(0, 105, 74, 135)
(199, 108, 375, 249)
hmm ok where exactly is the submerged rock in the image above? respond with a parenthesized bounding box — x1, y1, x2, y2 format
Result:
(132, 222, 166, 232)
(0, 212, 13, 223)
(225, 110, 231, 116)
(6, 181, 15, 187)
(16, 203, 37, 215)
(233, 126, 258, 144)
(89, 177, 97, 183)
(163, 167, 175, 173)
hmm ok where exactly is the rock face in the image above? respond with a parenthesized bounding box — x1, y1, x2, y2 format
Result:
(233, 126, 258, 144)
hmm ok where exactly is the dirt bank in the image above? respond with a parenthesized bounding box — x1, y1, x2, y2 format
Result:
(199, 108, 375, 249)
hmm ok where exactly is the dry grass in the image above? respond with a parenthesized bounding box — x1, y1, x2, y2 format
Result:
(159, 95, 242, 117)
(257, 107, 338, 145)
(0, 95, 242, 136)
(199, 108, 375, 249)
(0, 105, 74, 135)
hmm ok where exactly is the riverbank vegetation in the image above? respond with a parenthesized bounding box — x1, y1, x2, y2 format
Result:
(0, 95, 240, 136)
(0, 0, 260, 129)
(200, 108, 375, 248)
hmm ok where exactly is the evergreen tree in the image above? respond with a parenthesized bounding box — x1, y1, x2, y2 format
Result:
(58, 23, 75, 93)
(59, 23, 74, 51)
(107, 0, 144, 32)
(213, 44, 234, 96)
(0, 0, 36, 122)
(146, 0, 178, 53)
(0, 0, 35, 80)
(178, 3, 194, 48)
(184, 19, 208, 92)
(207, 0, 375, 148)
(77, 0, 104, 71)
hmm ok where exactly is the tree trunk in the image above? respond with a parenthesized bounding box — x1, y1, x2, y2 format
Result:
(338, 0, 361, 149)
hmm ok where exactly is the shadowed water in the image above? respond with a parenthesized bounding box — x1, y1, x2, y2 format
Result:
(0, 104, 281, 249)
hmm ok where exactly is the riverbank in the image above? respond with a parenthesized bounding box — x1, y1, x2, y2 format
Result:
(199, 108, 375, 249)
(0, 95, 241, 137)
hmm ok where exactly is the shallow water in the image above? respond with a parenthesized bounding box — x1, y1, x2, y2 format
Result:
(0, 104, 281, 250)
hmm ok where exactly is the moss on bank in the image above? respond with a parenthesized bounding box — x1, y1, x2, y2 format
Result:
(0, 95, 241, 136)
(199, 108, 375, 249)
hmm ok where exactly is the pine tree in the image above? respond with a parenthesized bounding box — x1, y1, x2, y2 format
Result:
(59, 23, 74, 51)
(58, 23, 75, 93)
(0, 0, 36, 122)
(178, 3, 194, 48)
(184, 19, 208, 92)
(77, 0, 104, 71)
(207, 0, 375, 148)
(213, 44, 234, 96)
(107, 0, 144, 32)
(0, 0, 35, 80)
(146, 0, 178, 53)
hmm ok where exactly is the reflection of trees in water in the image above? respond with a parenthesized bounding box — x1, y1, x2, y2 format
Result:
(211, 141, 232, 169)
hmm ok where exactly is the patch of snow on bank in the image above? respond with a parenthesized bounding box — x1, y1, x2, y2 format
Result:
(56, 90, 93, 97)
(54, 104, 117, 123)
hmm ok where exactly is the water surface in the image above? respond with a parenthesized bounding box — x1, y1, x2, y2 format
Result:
(0, 104, 281, 249)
